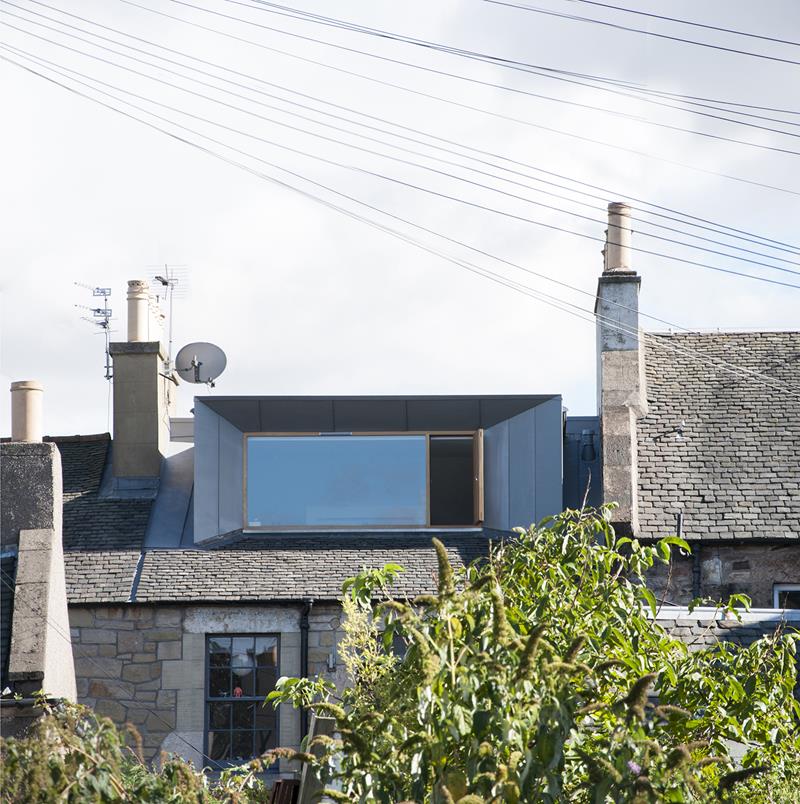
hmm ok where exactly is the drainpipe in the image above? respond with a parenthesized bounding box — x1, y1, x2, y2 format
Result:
(300, 598, 314, 740)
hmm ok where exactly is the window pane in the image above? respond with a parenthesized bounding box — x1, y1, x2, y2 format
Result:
(231, 668, 254, 697)
(232, 702, 254, 728)
(779, 590, 800, 609)
(254, 705, 276, 730)
(231, 637, 255, 668)
(231, 731, 253, 762)
(209, 637, 231, 667)
(209, 702, 230, 729)
(429, 436, 474, 526)
(247, 436, 427, 527)
(255, 636, 278, 666)
(256, 666, 279, 697)
(208, 731, 230, 761)
(209, 668, 230, 697)
(256, 729, 277, 755)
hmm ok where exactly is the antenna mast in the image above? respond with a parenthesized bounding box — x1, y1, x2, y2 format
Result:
(150, 263, 187, 373)
(75, 283, 113, 380)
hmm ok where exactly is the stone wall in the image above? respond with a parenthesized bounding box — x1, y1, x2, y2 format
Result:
(646, 543, 800, 608)
(68, 602, 345, 769)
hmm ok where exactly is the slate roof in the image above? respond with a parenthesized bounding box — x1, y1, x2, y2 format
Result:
(132, 533, 491, 602)
(53, 435, 150, 604)
(637, 332, 800, 541)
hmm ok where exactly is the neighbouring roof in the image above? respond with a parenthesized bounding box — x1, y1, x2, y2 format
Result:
(637, 332, 800, 541)
(198, 395, 558, 433)
(131, 533, 492, 603)
(54, 435, 150, 604)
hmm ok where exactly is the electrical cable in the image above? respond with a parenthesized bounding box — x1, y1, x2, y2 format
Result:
(11, 0, 800, 257)
(3, 47, 798, 400)
(2, 24, 797, 289)
(483, 0, 800, 68)
(551, 0, 800, 49)
(242, 0, 800, 134)
(110, 0, 800, 199)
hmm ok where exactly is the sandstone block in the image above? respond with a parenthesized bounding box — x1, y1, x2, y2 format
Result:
(81, 628, 117, 645)
(95, 700, 127, 722)
(157, 641, 182, 661)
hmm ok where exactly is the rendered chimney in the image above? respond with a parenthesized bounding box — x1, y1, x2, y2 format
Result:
(595, 202, 647, 535)
(10, 380, 43, 442)
(109, 279, 174, 491)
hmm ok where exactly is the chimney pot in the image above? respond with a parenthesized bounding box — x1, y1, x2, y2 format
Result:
(127, 279, 151, 342)
(605, 202, 632, 273)
(10, 380, 43, 442)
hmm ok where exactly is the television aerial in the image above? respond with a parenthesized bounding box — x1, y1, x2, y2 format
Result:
(175, 342, 227, 387)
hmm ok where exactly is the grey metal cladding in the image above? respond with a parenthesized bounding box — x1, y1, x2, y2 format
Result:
(132, 532, 493, 602)
(637, 332, 800, 542)
(200, 395, 558, 433)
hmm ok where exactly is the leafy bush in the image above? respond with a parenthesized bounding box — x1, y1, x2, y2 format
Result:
(269, 506, 800, 803)
(0, 696, 284, 803)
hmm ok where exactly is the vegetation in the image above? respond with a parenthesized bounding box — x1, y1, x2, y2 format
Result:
(269, 506, 800, 802)
(1, 506, 798, 802)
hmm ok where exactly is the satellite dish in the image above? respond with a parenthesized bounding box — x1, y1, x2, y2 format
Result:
(175, 342, 227, 387)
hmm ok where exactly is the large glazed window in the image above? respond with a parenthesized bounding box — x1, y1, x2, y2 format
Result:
(205, 634, 279, 768)
(246, 435, 428, 528)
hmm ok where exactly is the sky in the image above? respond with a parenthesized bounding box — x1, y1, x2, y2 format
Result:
(1, 0, 798, 436)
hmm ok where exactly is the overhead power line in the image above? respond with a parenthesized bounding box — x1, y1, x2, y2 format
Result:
(16, 0, 800, 255)
(3, 48, 798, 401)
(243, 0, 800, 131)
(560, 0, 800, 49)
(483, 0, 800, 68)
(3, 13, 798, 277)
(110, 0, 800, 198)
(2, 23, 798, 289)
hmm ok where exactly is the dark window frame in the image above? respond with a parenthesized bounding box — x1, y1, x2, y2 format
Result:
(203, 633, 281, 771)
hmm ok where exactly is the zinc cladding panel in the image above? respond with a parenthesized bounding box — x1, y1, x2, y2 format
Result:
(193, 401, 220, 543)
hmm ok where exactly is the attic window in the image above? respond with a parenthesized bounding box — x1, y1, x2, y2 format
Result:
(245, 433, 482, 529)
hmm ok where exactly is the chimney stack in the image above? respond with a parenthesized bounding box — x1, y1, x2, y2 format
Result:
(109, 279, 174, 494)
(10, 380, 43, 442)
(595, 202, 647, 535)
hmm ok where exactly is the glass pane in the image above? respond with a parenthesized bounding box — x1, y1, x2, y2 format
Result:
(779, 590, 800, 609)
(429, 436, 474, 526)
(208, 731, 230, 761)
(254, 704, 276, 730)
(209, 668, 230, 697)
(232, 702, 254, 728)
(255, 636, 278, 666)
(256, 729, 276, 756)
(246, 436, 427, 527)
(209, 702, 230, 729)
(255, 666, 278, 697)
(209, 637, 231, 667)
(231, 637, 255, 668)
(231, 731, 253, 762)
(231, 668, 254, 697)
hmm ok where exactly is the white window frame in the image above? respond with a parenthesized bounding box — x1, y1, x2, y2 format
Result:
(772, 584, 800, 609)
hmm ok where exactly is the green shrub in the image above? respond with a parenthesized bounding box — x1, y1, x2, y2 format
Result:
(269, 506, 800, 803)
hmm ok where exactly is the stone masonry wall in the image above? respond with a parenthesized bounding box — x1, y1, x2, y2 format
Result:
(69, 605, 182, 762)
(646, 543, 800, 608)
(69, 602, 346, 770)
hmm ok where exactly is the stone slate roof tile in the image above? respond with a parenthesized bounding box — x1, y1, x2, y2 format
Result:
(49, 435, 149, 603)
(133, 533, 491, 602)
(637, 332, 800, 541)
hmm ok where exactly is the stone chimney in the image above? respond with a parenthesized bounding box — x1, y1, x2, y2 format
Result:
(595, 202, 648, 534)
(109, 279, 175, 495)
(1, 383, 77, 713)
